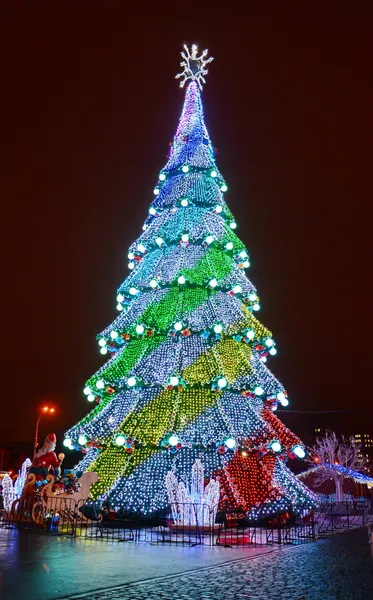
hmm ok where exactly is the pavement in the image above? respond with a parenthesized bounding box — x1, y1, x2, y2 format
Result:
(1, 528, 373, 600)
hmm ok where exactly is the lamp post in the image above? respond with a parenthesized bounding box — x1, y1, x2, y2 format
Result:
(34, 405, 56, 460)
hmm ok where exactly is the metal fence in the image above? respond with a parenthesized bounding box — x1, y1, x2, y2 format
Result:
(314, 499, 370, 535)
(0, 496, 371, 547)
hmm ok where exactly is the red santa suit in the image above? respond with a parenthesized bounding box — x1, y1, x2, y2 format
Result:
(30, 433, 63, 478)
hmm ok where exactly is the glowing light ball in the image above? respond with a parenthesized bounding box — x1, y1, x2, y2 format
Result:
(87, 394, 95, 402)
(247, 329, 255, 339)
(174, 322, 183, 331)
(98, 339, 106, 347)
(115, 435, 125, 446)
(215, 205, 222, 213)
(155, 237, 164, 246)
(136, 325, 145, 334)
(169, 376, 179, 386)
(225, 437, 236, 449)
(265, 338, 274, 347)
(128, 252, 134, 259)
(96, 380, 105, 390)
(225, 242, 233, 250)
(210, 170, 217, 177)
(127, 377, 137, 387)
(63, 438, 73, 449)
(137, 243, 146, 253)
(218, 377, 227, 388)
(149, 279, 158, 288)
(117, 293, 124, 303)
(178, 275, 186, 284)
(277, 392, 286, 402)
(149, 207, 156, 215)
(221, 184, 228, 192)
(153, 188, 159, 195)
(78, 434, 87, 446)
(83, 387, 91, 396)
(116, 303, 123, 311)
(129, 287, 138, 296)
(205, 235, 214, 245)
(249, 293, 257, 301)
(182, 165, 189, 173)
(233, 285, 242, 294)
(293, 445, 306, 459)
(255, 386, 264, 396)
(271, 441, 282, 453)
(209, 278, 218, 288)
(100, 347, 108, 355)
(213, 324, 223, 334)
(253, 303, 260, 311)
(181, 198, 189, 207)
(128, 262, 135, 270)
(159, 173, 166, 181)
(239, 250, 247, 258)
(181, 234, 189, 242)
(269, 348, 277, 356)
(110, 331, 118, 339)
(230, 221, 237, 229)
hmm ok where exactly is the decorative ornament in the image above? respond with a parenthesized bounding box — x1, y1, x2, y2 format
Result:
(175, 44, 214, 90)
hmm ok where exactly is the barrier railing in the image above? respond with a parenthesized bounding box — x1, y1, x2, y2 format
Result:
(1, 498, 370, 546)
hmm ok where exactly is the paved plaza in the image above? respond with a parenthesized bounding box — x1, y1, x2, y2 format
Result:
(1, 528, 373, 599)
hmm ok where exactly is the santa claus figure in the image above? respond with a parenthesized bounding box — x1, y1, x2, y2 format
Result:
(30, 433, 65, 479)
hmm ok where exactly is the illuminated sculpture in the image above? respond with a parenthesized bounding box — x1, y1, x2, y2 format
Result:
(64, 45, 316, 519)
(166, 459, 220, 526)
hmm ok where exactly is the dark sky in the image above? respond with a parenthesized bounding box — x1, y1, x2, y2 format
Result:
(1, 4, 372, 445)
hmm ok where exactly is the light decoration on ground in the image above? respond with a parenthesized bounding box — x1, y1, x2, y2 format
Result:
(2, 474, 15, 512)
(166, 459, 220, 526)
(64, 45, 315, 520)
(14, 458, 32, 498)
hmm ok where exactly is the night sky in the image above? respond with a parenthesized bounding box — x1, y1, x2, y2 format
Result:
(1, 4, 372, 446)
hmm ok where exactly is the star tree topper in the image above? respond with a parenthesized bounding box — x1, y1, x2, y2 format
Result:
(176, 44, 214, 90)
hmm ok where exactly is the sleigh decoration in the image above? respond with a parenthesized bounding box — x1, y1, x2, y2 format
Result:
(9, 471, 101, 528)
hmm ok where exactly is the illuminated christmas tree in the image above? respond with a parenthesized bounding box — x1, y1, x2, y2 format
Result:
(64, 45, 316, 519)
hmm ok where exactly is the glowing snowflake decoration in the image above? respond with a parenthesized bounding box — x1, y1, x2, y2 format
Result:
(176, 44, 214, 90)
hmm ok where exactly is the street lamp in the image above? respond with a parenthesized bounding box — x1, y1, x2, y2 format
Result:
(34, 405, 56, 460)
